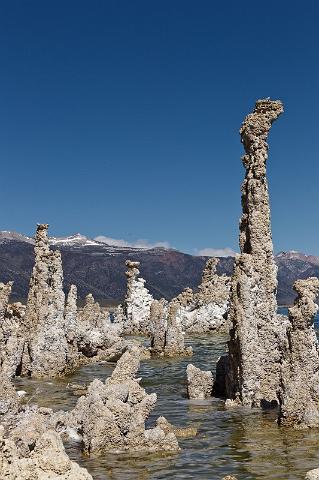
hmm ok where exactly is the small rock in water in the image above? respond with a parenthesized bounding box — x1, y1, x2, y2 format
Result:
(186, 364, 214, 400)
(16, 390, 27, 397)
(66, 427, 82, 442)
(305, 469, 319, 480)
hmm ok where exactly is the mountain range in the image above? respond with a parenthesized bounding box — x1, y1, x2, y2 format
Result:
(0, 231, 318, 305)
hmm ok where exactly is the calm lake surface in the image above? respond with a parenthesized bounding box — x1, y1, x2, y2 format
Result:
(14, 313, 319, 480)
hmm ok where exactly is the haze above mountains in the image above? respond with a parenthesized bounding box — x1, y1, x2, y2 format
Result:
(1, 230, 318, 305)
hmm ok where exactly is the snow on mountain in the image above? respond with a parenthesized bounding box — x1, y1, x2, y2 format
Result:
(0, 230, 169, 254)
(276, 251, 319, 265)
(0, 231, 34, 244)
(49, 233, 102, 247)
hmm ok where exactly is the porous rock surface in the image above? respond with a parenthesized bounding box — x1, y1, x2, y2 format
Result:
(279, 277, 319, 428)
(149, 298, 168, 354)
(306, 469, 319, 480)
(120, 260, 154, 335)
(64, 284, 78, 343)
(149, 299, 192, 357)
(0, 224, 126, 379)
(186, 363, 214, 399)
(224, 99, 287, 408)
(0, 375, 92, 479)
(24, 224, 74, 377)
(66, 346, 180, 453)
(0, 425, 92, 480)
(174, 258, 230, 334)
(156, 416, 197, 438)
(76, 292, 125, 360)
(0, 281, 27, 377)
(0, 374, 19, 415)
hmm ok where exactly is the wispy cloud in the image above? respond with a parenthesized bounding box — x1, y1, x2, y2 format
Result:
(195, 247, 236, 257)
(94, 235, 171, 250)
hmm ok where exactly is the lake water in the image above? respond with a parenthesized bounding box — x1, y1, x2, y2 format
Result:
(14, 313, 319, 480)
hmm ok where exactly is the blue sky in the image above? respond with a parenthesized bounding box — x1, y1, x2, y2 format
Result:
(1, 1, 318, 255)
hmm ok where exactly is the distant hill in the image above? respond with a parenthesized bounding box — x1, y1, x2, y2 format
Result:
(0, 231, 318, 305)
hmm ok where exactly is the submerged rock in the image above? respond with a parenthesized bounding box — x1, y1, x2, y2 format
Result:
(186, 363, 214, 399)
(156, 416, 197, 438)
(279, 277, 319, 428)
(224, 99, 286, 408)
(67, 346, 180, 454)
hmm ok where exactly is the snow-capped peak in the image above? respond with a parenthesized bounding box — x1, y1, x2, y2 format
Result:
(0, 231, 34, 244)
(49, 234, 101, 247)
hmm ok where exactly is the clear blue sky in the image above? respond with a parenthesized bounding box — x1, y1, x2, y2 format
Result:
(1, 1, 318, 255)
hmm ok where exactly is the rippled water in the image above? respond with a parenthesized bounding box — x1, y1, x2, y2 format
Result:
(14, 314, 319, 480)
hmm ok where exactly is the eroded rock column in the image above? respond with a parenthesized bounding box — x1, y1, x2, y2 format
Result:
(149, 298, 192, 357)
(149, 299, 168, 354)
(64, 284, 78, 343)
(279, 278, 319, 428)
(25, 224, 69, 377)
(186, 364, 214, 399)
(123, 260, 153, 334)
(0, 282, 13, 323)
(225, 99, 285, 407)
(164, 300, 192, 357)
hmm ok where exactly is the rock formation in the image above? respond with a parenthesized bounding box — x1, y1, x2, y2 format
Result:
(115, 257, 230, 336)
(0, 224, 127, 379)
(0, 281, 12, 322)
(149, 298, 168, 354)
(149, 299, 192, 357)
(78, 293, 109, 326)
(67, 346, 180, 453)
(0, 375, 19, 415)
(306, 469, 319, 480)
(0, 372, 92, 479)
(155, 416, 197, 438)
(186, 363, 214, 399)
(24, 224, 71, 377)
(76, 292, 125, 360)
(0, 358, 95, 479)
(164, 300, 192, 356)
(121, 260, 154, 335)
(174, 258, 230, 333)
(224, 99, 285, 407)
(278, 278, 319, 428)
(0, 281, 26, 377)
(0, 425, 92, 480)
(64, 284, 78, 343)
